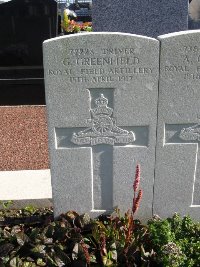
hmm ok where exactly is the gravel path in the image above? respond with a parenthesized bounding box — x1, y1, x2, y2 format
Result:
(0, 106, 49, 170)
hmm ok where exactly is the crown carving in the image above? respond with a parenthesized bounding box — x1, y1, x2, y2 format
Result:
(95, 94, 108, 107)
(91, 94, 113, 117)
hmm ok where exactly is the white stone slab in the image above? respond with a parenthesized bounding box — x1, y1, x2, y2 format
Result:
(43, 33, 159, 219)
(154, 30, 200, 220)
(0, 169, 52, 199)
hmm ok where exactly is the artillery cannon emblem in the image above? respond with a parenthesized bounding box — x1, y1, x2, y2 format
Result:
(71, 94, 135, 146)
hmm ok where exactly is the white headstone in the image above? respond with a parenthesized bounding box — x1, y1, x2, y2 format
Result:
(154, 30, 200, 220)
(43, 33, 159, 219)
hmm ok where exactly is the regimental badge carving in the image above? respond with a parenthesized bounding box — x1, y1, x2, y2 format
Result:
(71, 94, 136, 146)
(179, 123, 200, 141)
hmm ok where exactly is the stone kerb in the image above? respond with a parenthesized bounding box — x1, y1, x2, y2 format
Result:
(43, 32, 159, 219)
(154, 30, 200, 220)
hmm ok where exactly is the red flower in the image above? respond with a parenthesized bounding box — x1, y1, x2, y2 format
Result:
(132, 189, 143, 214)
(133, 164, 140, 192)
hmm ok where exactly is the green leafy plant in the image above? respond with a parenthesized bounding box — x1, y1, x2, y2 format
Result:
(148, 213, 200, 267)
(24, 205, 38, 215)
(82, 164, 156, 266)
(0, 201, 13, 210)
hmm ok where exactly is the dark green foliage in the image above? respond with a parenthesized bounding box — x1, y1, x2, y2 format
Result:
(0, 212, 79, 267)
(0, 211, 199, 266)
(0, 166, 199, 266)
(87, 209, 156, 266)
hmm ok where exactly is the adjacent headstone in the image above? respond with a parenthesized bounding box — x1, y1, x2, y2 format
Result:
(92, 0, 188, 38)
(154, 30, 200, 220)
(43, 33, 159, 219)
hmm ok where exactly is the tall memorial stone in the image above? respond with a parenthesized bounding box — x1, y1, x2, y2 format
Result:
(92, 0, 188, 38)
(43, 33, 159, 219)
(154, 30, 200, 220)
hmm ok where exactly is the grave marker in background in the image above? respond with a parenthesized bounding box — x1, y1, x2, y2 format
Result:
(43, 33, 159, 219)
(92, 0, 188, 37)
(0, 0, 57, 105)
(154, 30, 200, 220)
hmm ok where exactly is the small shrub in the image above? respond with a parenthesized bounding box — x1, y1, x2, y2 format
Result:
(148, 213, 200, 267)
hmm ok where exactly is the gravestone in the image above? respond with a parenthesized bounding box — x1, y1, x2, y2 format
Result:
(154, 30, 200, 220)
(92, 0, 188, 38)
(43, 33, 159, 219)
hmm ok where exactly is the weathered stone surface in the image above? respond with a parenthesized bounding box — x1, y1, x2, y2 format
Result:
(43, 33, 159, 219)
(154, 30, 200, 220)
(92, 0, 188, 37)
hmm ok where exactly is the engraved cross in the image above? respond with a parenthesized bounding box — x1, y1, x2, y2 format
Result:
(165, 121, 200, 206)
(55, 89, 149, 212)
